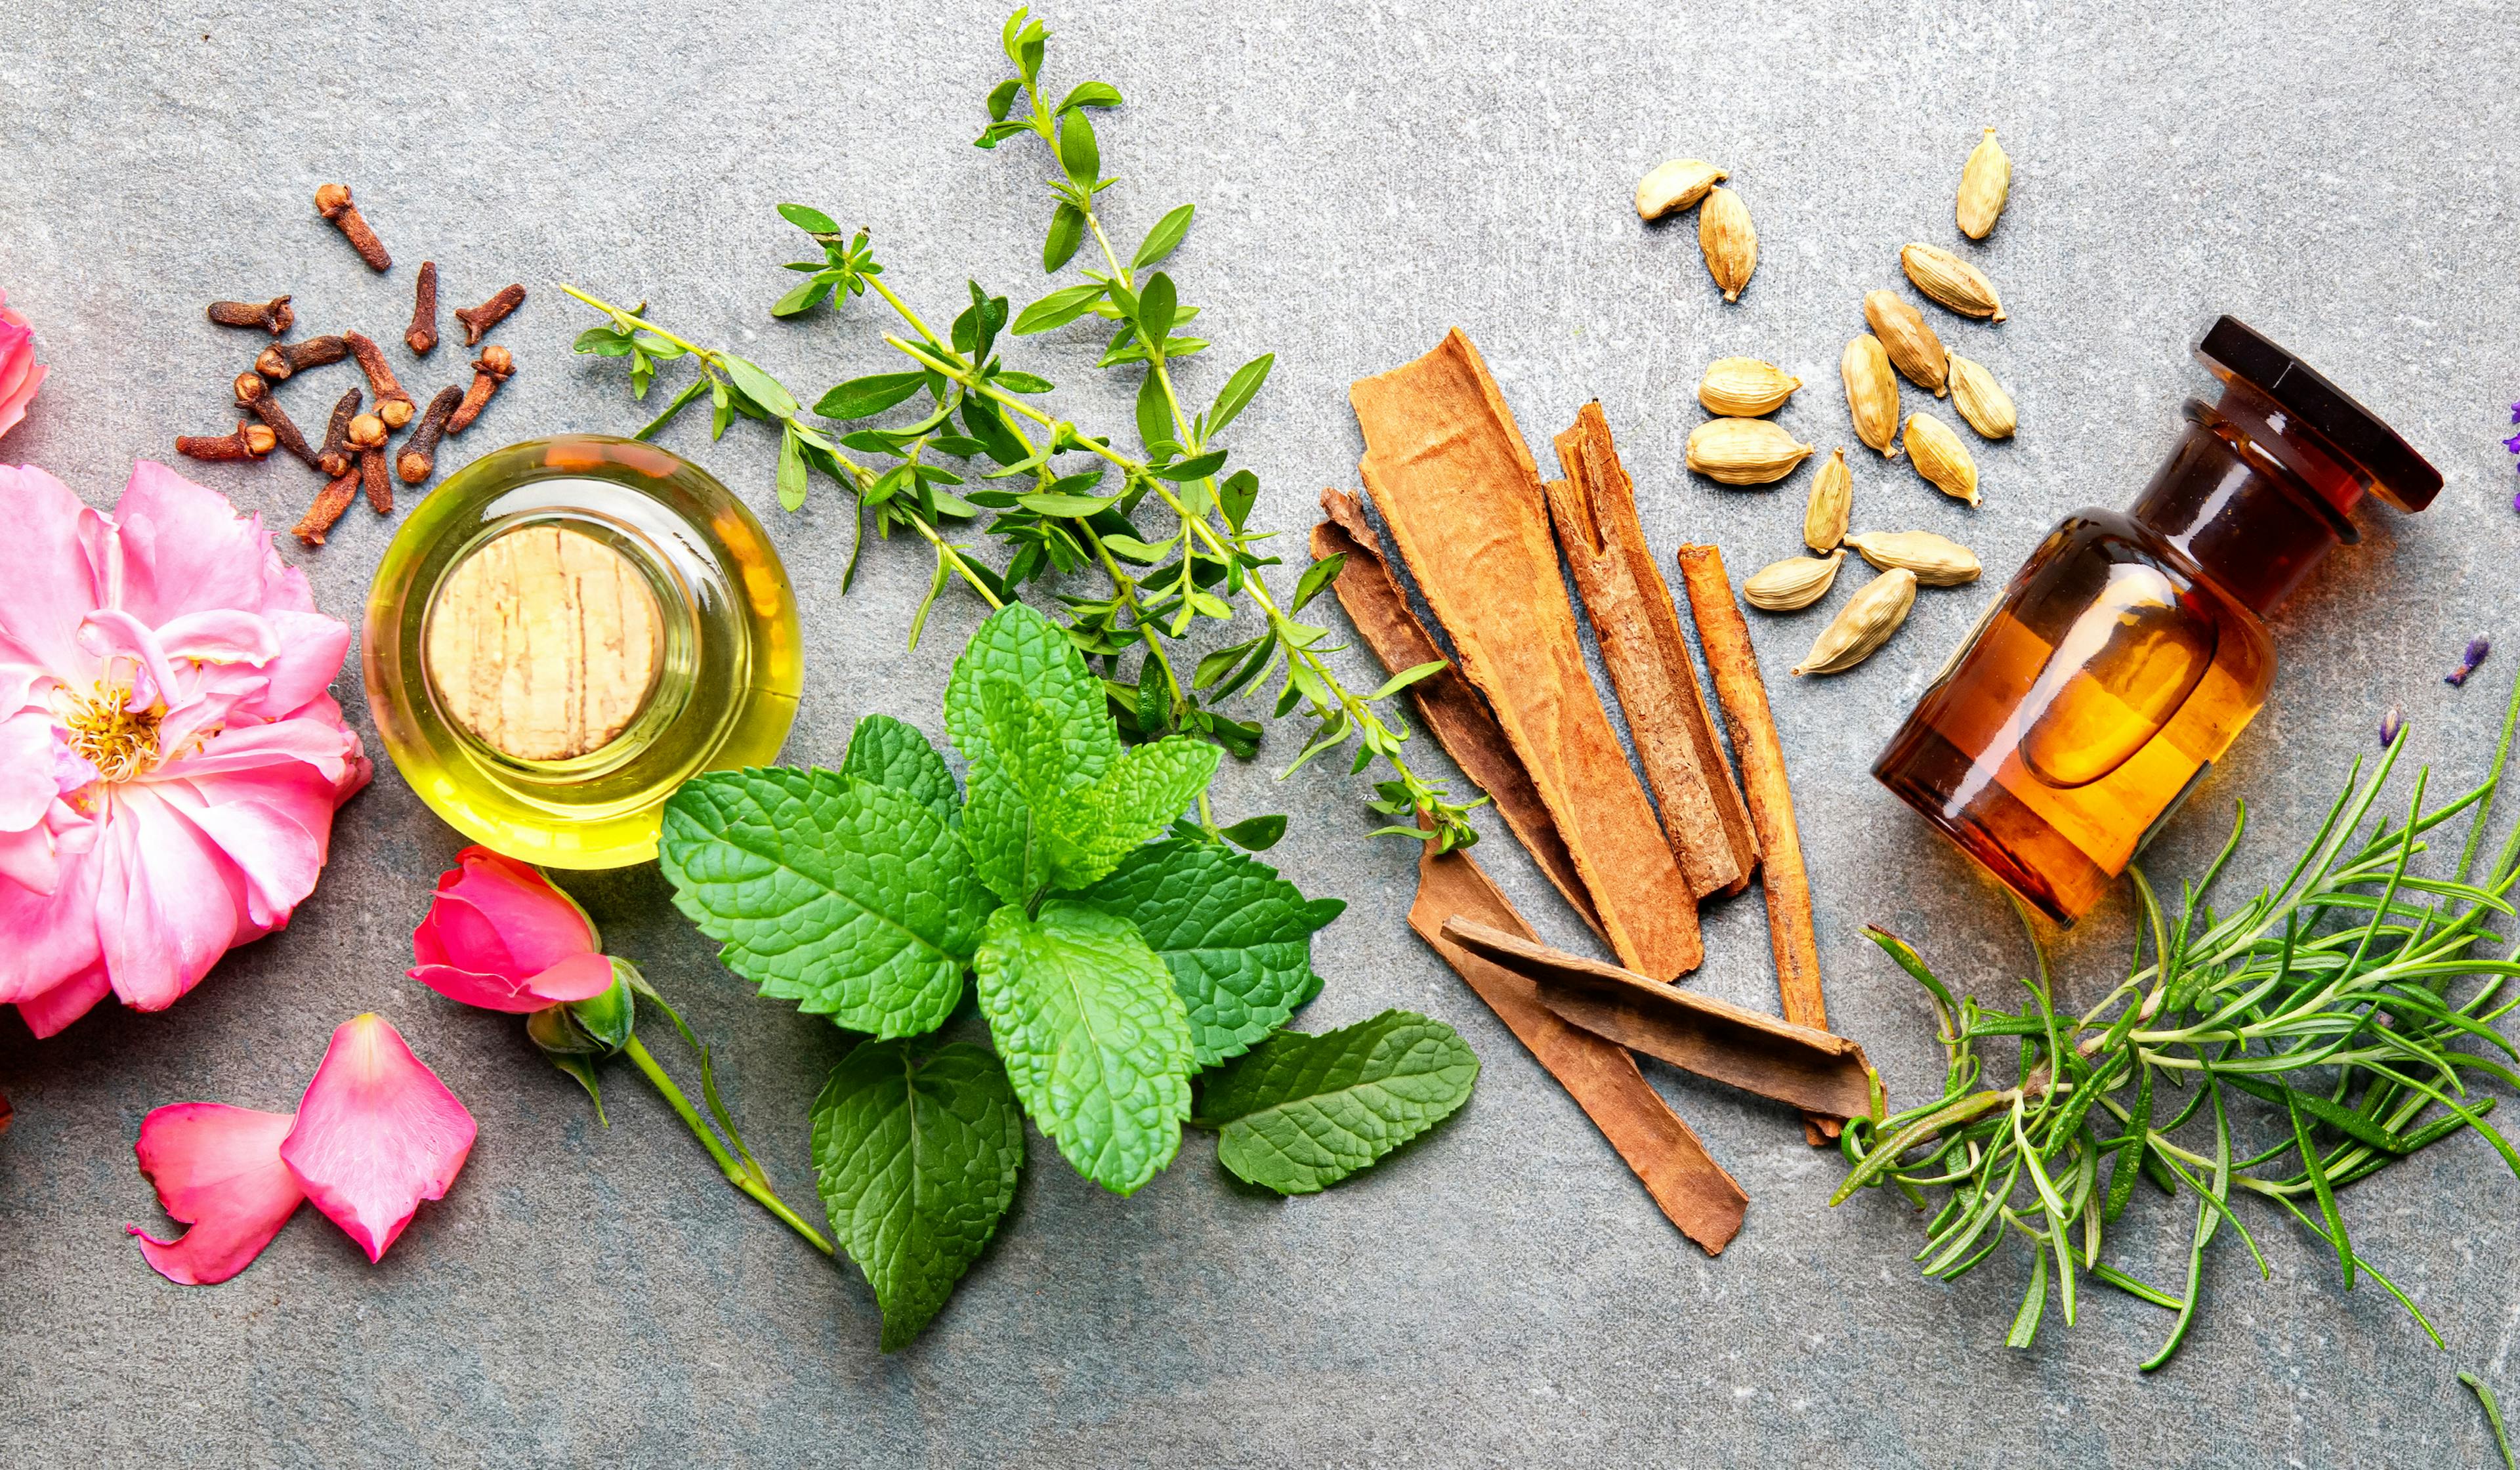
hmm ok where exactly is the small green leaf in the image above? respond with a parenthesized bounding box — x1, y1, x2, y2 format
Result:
(1075, 839, 1340, 1064)
(1137, 272, 1178, 347)
(1099, 534, 1175, 564)
(1193, 1011, 1479, 1192)
(1057, 109, 1100, 188)
(984, 78, 1022, 122)
(1132, 203, 1195, 269)
(721, 355, 801, 419)
(1057, 80, 1124, 112)
(1017, 491, 1119, 518)
(1152, 450, 1228, 482)
(1217, 814, 1287, 852)
(658, 769, 994, 1038)
(974, 902, 1194, 1194)
(837, 713, 959, 824)
(1289, 552, 1345, 614)
(811, 1039, 1022, 1352)
(1207, 354, 1273, 436)
(1012, 282, 1108, 335)
(1136, 651, 1175, 738)
(776, 426, 808, 511)
(574, 326, 633, 356)
(816, 371, 929, 422)
(778, 201, 842, 235)
(772, 274, 839, 318)
(1135, 369, 1175, 458)
(1367, 660, 1449, 701)
(1043, 205, 1085, 272)
(990, 370, 1056, 394)
(1218, 469, 1259, 529)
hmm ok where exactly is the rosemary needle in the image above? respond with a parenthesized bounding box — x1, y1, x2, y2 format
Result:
(1838, 671, 2520, 1368)
(2468, 1373, 2518, 1470)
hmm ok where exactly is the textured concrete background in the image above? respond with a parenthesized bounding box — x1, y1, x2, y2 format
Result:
(4, 1, 2519, 1464)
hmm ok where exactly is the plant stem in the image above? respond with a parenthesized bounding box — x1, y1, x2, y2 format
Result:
(623, 1036, 835, 1256)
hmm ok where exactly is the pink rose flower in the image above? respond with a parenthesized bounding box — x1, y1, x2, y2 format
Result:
(408, 847, 618, 1013)
(0, 288, 47, 442)
(0, 460, 369, 1036)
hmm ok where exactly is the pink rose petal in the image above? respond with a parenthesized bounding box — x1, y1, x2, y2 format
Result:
(410, 949, 618, 1015)
(128, 1102, 304, 1286)
(17, 962, 109, 1038)
(279, 1015, 476, 1263)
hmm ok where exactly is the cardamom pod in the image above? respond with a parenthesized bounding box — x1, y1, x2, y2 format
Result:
(1635, 159, 1727, 220)
(1804, 447, 1852, 551)
(1864, 289, 1947, 396)
(1956, 127, 2010, 240)
(1685, 417, 1813, 485)
(1794, 568, 1916, 676)
(1844, 530, 1981, 585)
(1901, 243, 2007, 322)
(1841, 334, 1902, 457)
(1698, 356, 1802, 417)
(1744, 551, 1845, 611)
(1698, 186, 1757, 303)
(1946, 352, 2017, 438)
(1903, 413, 1979, 505)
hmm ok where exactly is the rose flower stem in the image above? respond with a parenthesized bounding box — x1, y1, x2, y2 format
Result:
(619, 1036, 833, 1256)
(1675, 542, 1836, 1143)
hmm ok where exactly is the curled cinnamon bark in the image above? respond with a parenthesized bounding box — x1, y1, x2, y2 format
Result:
(1676, 543, 1834, 1142)
(1411, 841, 1747, 1255)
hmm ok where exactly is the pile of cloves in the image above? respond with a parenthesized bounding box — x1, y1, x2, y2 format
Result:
(190, 182, 524, 548)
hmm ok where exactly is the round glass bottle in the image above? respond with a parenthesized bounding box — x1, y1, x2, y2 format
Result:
(1874, 318, 2441, 923)
(364, 435, 803, 868)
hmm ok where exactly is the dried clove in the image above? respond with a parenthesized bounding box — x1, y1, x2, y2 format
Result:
(292, 469, 362, 547)
(346, 411, 388, 453)
(343, 331, 415, 427)
(453, 284, 525, 346)
(254, 334, 348, 382)
(314, 183, 390, 271)
(405, 261, 440, 355)
(231, 373, 317, 467)
(177, 422, 278, 462)
(396, 386, 465, 484)
(207, 295, 294, 335)
(2446, 636, 2492, 688)
(360, 447, 392, 514)
(316, 388, 363, 477)
(448, 344, 513, 433)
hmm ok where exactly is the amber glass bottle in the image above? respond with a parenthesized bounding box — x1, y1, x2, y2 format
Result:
(1875, 318, 2442, 923)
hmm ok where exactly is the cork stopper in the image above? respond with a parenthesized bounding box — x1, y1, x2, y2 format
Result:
(425, 526, 663, 761)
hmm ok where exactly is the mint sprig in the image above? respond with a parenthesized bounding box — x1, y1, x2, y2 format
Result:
(658, 603, 1471, 1347)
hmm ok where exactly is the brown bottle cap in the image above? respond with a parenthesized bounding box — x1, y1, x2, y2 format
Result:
(2196, 316, 2442, 514)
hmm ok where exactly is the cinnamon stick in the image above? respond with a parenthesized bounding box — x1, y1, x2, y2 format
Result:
(1354, 329, 1700, 979)
(1410, 841, 1748, 1255)
(1546, 403, 1759, 900)
(1313, 490, 1608, 946)
(1675, 543, 1836, 1143)
(1440, 917, 1879, 1122)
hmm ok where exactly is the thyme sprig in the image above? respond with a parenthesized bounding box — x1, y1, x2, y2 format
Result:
(563, 8, 1479, 852)
(1838, 673, 2520, 1369)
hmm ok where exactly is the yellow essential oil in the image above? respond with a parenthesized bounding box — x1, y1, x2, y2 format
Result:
(364, 435, 802, 868)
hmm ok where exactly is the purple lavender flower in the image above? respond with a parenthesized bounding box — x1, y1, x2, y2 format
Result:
(2504, 430, 2520, 455)
(2447, 636, 2492, 687)
(2381, 705, 2405, 747)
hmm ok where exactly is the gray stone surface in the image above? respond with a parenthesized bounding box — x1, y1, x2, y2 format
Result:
(4, 0, 2519, 1463)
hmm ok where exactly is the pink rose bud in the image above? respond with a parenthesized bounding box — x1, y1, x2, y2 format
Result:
(407, 847, 617, 1013)
(0, 288, 46, 442)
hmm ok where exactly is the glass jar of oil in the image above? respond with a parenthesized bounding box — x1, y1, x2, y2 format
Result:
(364, 435, 802, 868)
(1875, 318, 2441, 923)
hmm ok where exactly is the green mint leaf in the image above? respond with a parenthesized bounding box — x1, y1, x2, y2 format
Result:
(775, 425, 808, 511)
(816, 371, 928, 421)
(1192, 1011, 1480, 1193)
(778, 201, 842, 235)
(1043, 203, 1085, 272)
(1217, 814, 1286, 852)
(946, 602, 1116, 780)
(1131, 204, 1195, 270)
(1057, 80, 1124, 113)
(658, 769, 993, 1038)
(721, 354, 801, 419)
(1136, 272, 1178, 348)
(984, 77, 1021, 122)
(837, 713, 959, 824)
(1039, 738, 1219, 889)
(812, 1038, 1022, 1352)
(974, 902, 1193, 1194)
(1056, 108, 1100, 189)
(1012, 283, 1108, 335)
(1074, 839, 1341, 1066)
(1207, 354, 1274, 437)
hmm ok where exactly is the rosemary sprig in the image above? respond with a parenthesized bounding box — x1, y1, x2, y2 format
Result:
(1838, 671, 2520, 1369)
(562, 8, 1480, 852)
